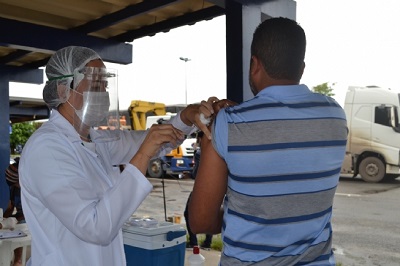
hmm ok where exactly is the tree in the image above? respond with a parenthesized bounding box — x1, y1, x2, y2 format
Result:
(312, 82, 335, 97)
(9, 122, 38, 154)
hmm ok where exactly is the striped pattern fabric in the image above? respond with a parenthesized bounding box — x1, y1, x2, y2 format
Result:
(5, 160, 19, 185)
(212, 85, 347, 266)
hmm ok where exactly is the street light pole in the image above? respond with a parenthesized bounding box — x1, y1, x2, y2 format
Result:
(179, 57, 191, 105)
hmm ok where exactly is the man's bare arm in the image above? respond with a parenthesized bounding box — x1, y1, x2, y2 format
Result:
(188, 135, 228, 234)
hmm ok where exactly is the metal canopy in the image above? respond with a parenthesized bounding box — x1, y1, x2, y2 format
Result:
(0, 0, 226, 122)
(0, 0, 225, 74)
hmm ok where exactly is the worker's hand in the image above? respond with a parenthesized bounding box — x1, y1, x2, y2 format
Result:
(179, 97, 216, 139)
(212, 99, 238, 114)
(181, 97, 237, 139)
(130, 124, 185, 174)
(0, 217, 18, 230)
(139, 124, 185, 157)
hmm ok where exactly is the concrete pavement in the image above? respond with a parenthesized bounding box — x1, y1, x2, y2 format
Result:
(185, 247, 221, 265)
(134, 176, 222, 265)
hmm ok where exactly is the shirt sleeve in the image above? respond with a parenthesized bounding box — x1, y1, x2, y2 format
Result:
(20, 132, 152, 245)
(212, 109, 229, 159)
(169, 111, 196, 135)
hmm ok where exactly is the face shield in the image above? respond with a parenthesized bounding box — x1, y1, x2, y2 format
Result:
(70, 67, 120, 141)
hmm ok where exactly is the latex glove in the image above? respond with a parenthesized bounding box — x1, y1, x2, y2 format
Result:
(0, 217, 17, 230)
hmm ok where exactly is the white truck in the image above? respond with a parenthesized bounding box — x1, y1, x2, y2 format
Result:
(341, 86, 400, 182)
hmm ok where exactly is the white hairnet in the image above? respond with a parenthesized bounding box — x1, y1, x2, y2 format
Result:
(43, 46, 101, 109)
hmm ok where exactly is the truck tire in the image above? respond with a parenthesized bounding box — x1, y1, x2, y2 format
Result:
(359, 156, 385, 183)
(147, 158, 163, 178)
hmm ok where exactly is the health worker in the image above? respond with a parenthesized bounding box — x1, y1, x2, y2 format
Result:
(19, 46, 216, 266)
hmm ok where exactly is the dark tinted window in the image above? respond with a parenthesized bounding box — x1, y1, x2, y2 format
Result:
(375, 106, 391, 127)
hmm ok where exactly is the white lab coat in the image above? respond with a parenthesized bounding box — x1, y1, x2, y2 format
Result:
(19, 110, 193, 266)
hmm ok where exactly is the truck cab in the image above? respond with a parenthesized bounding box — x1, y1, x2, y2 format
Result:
(342, 86, 400, 182)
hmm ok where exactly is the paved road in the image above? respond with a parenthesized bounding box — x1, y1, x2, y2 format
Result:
(133, 175, 400, 265)
(134, 177, 193, 222)
(332, 176, 400, 266)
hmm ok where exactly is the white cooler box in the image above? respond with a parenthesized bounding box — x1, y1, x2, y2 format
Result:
(123, 221, 186, 266)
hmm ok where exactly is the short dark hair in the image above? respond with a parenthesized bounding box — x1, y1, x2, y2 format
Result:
(251, 17, 306, 81)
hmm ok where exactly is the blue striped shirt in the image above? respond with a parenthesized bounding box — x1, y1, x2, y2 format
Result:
(212, 85, 347, 266)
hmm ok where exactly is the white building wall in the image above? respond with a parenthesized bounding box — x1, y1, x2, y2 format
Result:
(241, 0, 297, 101)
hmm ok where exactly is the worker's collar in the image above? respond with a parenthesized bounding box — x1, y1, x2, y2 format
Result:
(51, 109, 118, 143)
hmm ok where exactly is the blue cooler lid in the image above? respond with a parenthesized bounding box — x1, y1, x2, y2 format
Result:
(123, 221, 185, 237)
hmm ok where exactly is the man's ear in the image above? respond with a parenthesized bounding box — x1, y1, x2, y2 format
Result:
(251, 56, 264, 76)
(250, 55, 264, 84)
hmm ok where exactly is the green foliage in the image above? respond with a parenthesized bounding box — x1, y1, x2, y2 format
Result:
(312, 82, 335, 97)
(209, 234, 223, 251)
(9, 122, 38, 154)
(197, 234, 223, 251)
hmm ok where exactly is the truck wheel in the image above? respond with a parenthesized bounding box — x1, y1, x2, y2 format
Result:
(359, 157, 385, 183)
(147, 159, 163, 178)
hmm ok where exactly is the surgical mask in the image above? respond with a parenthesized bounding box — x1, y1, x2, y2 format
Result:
(70, 91, 110, 127)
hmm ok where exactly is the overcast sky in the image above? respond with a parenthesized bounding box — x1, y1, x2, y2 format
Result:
(109, 14, 227, 109)
(10, 0, 400, 108)
(296, 0, 400, 105)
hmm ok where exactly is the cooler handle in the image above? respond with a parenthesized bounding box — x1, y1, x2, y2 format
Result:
(166, 230, 186, 241)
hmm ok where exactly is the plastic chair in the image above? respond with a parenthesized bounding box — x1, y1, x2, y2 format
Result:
(0, 224, 31, 266)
